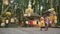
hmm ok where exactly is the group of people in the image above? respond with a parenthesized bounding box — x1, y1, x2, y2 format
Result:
(21, 14, 57, 31)
(40, 15, 57, 31)
(0, 14, 57, 31)
(0, 17, 18, 28)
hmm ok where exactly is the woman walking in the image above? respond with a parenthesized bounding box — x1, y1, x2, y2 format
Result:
(44, 16, 50, 31)
(40, 16, 44, 31)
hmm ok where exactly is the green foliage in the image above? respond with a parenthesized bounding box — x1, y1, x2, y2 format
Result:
(56, 20, 60, 26)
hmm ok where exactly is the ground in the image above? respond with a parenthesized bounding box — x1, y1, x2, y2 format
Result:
(0, 27, 60, 34)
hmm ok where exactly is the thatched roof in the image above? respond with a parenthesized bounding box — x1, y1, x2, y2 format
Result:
(31, 13, 40, 17)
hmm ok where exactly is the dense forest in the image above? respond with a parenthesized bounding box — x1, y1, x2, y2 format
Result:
(0, 0, 60, 20)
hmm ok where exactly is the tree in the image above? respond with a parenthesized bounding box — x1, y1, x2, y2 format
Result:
(0, 0, 2, 15)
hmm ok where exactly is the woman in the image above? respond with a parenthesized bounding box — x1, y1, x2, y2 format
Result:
(44, 16, 49, 31)
(40, 16, 44, 31)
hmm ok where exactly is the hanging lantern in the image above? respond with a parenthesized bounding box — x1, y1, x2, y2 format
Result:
(5, 12, 11, 16)
(3, 0, 8, 5)
(51, 8, 54, 11)
(25, 0, 33, 17)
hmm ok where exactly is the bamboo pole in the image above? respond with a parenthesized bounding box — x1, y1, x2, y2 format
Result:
(51, 0, 53, 8)
(1, 0, 4, 15)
